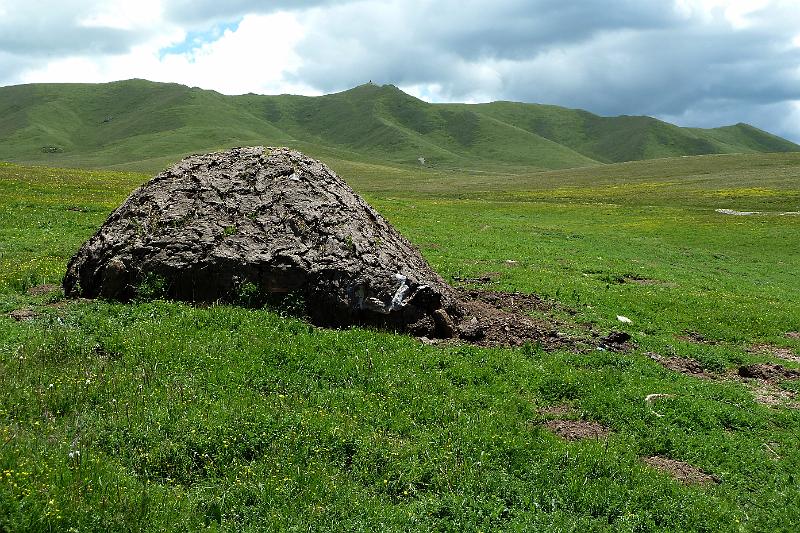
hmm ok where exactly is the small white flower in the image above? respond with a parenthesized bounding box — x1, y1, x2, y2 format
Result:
(616, 315, 632, 324)
(68, 450, 80, 460)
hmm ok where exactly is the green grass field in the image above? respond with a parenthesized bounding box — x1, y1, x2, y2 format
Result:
(1, 152, 799, 531)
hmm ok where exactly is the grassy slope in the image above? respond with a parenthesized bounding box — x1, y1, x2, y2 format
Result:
(0, 80, 797, 173)
(466, 101, 800, 163)
(1, 154, 799, 531)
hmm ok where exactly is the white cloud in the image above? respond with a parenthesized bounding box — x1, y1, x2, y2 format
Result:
(19, 12, 317, 96)
(674, 0, 772, 28)
(79, 0, 164, 30)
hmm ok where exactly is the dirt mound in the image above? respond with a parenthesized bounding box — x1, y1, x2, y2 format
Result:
(62, 147, 578, 348)
(544, 419, 611, 441)
(738, 363, 800, 382)
(648, 353, 719, 380)
(642, 456, 719, 485)
(64, 147, 462, 337)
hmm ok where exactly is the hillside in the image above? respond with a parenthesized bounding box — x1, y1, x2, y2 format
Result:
(0, 79, 797, 171)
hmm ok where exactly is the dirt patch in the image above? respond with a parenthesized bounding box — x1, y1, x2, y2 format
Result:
(648, 353, 719, 380)
(648, 353, 799, 408)
(748, 384, 798, 408)
(538, 404, 573, 417)
(622, 275, 673, 287)
(544, 419, 611, 441)
(26, 284, 61, 296)
(455, 298, 566, 348)
(447, 289, 625, 351)
(735, 363, 799, 408)
(457, 288, 560, 315)
(642, 456, 719, 485)
(9, 309, 37, 321)
(452, 272, 500, 285)
(599, 331, 634, 352)
(453, 289, 596, 350)
(737, 363, 800, 382)
(748, 344, 800, 364)
(786, 332, 800, 340)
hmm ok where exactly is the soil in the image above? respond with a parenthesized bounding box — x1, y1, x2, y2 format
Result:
(543, 419, 611, 441)
(537, 404, 573, 417)
(642, 456, 719, 485)
(453, 289, 599, 350)
(749, 385, 798, 408)
(737, 363, 800, 382)
(9, 309, 37, 321)
(786, 332, 800, 340)
(26, 284, 61, 296)
(748, 344, 800, 364)
(622, 275, 673, 287)
(647, 353, 719, 380)
(599, 331, 634, 351)
(451, 272, 500, 285)
(457, 288, 560, 314)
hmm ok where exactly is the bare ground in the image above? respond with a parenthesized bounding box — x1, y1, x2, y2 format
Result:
(748, 343, 800, 364)
(642, 456, 719, 485)
(648, 352, 800, 408)
(543, 419, 612, 441)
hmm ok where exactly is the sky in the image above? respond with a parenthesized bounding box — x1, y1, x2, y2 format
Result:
(1, 0, 799, 142)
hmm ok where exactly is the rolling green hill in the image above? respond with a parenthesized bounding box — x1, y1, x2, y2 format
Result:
(0, 79, 797, 172)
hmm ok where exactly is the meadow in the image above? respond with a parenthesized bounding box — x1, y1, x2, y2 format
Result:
(1, 152, 799, 531)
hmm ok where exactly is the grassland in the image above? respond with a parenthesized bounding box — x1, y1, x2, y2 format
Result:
(1, 152, 799, 531)
(1, 80, 797, 173)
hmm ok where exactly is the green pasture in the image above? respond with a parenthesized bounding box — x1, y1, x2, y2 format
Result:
(1, 153, 799, 531)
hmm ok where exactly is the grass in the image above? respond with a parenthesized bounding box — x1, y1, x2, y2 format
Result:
(1, 153, 800, 531)
(0, 79, 797, 173)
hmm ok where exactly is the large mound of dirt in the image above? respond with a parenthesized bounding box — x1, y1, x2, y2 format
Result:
(64, 146, 581, 347)
(64, 147, 461, 337)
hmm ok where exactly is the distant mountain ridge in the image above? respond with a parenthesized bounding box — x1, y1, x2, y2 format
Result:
(0, 79, 797, 171)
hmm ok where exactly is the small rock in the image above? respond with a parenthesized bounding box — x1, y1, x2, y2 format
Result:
(616, 315, 632, 324)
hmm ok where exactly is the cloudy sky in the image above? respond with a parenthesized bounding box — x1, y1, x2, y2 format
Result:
(1, 0, 799, 141)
